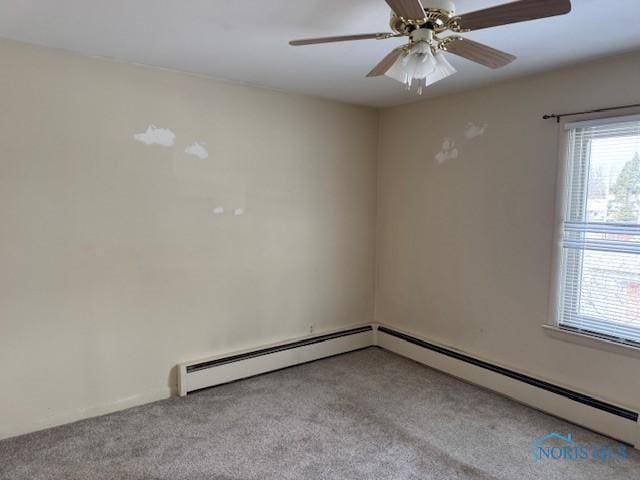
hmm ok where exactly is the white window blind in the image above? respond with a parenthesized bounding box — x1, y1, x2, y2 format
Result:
(558, 115, 640, 346)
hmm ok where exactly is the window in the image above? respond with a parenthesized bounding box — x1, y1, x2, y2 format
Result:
(556, 114, 640, 346)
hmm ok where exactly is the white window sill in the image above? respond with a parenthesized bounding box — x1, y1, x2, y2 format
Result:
(542, 325, 640, 359)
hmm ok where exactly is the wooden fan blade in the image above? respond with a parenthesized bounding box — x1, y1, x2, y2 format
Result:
(456, 0, 571, 31)
(442, 38, 515, 69)
(367, 48, 404, 77)
(290, 33, 389, 46)
(385, 0, 426, 21)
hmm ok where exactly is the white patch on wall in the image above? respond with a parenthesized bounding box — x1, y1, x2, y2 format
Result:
(213, 207, 225, 215)
(233, 208, 245, 216)
(435, 138, 459, 164)
(133, 125, 176, 147)
(464, 122, 488, 140)
(185, 142, 209, 160)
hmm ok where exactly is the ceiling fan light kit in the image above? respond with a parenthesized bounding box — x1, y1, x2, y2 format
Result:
(385, 29, 457, 93)
(290, 0, 572, 94)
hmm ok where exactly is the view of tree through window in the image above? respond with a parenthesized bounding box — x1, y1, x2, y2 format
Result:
(608, 152, 640, 222)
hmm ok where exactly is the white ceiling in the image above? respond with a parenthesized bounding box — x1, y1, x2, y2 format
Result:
(1, 0, 639, 107)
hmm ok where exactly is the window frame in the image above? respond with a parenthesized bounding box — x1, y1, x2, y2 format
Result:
(547, 111, 640, 357)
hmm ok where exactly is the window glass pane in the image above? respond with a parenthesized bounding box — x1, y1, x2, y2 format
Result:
(588, 136, 640, 223)
(578, 249, 640, 327)
(559, 118, 640, 345)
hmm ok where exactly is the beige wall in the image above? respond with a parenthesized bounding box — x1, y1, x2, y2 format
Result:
(0, 40, 378, 439)
(376, 53, 640, 413)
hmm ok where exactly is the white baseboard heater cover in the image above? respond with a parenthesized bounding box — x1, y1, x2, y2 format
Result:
(176, 323, 639, 447)
(376, 325, 639, 447)
(178, 325, 373, 396)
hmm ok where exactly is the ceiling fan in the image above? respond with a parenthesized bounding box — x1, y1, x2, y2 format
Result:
(289, 0, 572, 93)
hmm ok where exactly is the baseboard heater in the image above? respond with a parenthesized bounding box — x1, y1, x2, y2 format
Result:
(378, 326, 638, 423)
(177, 323, 637, 445)
(178, 325, 373, 396)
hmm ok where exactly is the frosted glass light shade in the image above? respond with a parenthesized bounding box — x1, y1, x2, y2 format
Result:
(385, 42, 456, 94)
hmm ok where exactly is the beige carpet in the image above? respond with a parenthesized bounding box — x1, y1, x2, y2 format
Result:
(1, 348, 637, 479)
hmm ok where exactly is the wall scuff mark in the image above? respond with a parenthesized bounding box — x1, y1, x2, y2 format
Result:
(435, 138, 459, 164)
(434, 122, 488, 165)
(185, 142, 209, 159)
(233, 208, 245, 216)
(213, 207, 225, 215)
(464, 122, 488, 140)
(133, 125, 176, 146)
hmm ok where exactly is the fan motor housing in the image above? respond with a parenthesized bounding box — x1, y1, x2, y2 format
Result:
(389, 8, 455, 35)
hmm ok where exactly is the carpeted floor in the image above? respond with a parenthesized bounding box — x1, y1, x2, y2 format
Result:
(0, 348, 637, 479)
